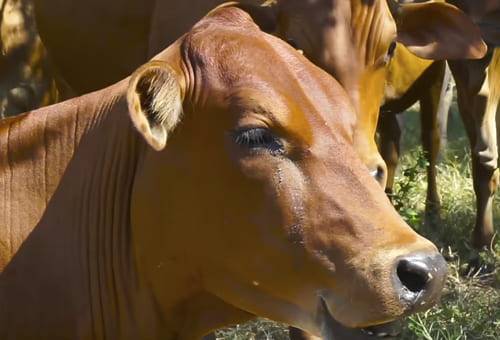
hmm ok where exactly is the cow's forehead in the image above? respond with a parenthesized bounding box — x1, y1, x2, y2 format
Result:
(203, 33, 350, 104)
(187, 22, 347, 96)
(181, 7, 356, 141)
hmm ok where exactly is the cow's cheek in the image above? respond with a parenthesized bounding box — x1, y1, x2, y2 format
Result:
(207, 156, 320, 286)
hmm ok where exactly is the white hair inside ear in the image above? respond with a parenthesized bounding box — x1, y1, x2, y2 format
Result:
(127, 61, 183, 151)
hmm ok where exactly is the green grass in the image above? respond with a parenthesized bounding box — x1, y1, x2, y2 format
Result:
(215, 105, 500, 339)
(397, 147, 500, 340)
(395, 107, 500, 339)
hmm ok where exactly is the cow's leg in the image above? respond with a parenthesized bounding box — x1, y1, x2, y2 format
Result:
(451, 50, 499, 248)
(438, 63, 454, 153)
(420, 66, 445, 223)
(379, 112, 401, 198)
(458, 87, 498, 249)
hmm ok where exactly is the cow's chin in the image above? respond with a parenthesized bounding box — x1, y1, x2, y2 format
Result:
(317, 298, 402, 340)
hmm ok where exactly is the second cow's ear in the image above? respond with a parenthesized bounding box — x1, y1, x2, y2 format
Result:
(127, 61, 183, 151)
(395, 2, 487, 60)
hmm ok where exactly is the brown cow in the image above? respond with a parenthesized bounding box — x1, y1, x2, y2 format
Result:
(379, 47, 500, 249)
(32, 3, 482, 336)
(0, 0, 57, 118)
(0, 7, 447, 339)
(447, 2, 500, 248)
(33, 0, 486, 187)
(447, 49, 500, 248)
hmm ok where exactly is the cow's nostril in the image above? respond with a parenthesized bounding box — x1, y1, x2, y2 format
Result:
(397, 259, 431, 293)
(395, 253, 447, 312)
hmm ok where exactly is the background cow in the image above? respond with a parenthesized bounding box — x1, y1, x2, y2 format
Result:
(378, 1, 500, 249)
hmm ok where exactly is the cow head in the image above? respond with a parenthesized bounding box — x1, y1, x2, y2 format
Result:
(236, 0, 486, 187)
(126, 7, 447, 337)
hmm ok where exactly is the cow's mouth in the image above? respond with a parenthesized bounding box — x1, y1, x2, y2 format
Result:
(318, 297, 402, 339)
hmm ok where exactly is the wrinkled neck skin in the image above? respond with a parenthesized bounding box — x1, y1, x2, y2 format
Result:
(0, 76, 251, 339)
(0, 81, 143, 339)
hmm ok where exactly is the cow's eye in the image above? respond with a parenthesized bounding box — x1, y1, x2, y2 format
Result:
(234, 128, 284, 154)
(378, 41, 397, 67)
(387, 41, 397, 59)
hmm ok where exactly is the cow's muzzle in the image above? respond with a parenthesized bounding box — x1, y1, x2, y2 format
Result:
(316, 252, 447, 339)
(393, 252, 448, 313)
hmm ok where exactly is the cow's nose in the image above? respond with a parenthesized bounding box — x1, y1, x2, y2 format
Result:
(394, 253, 447, 312)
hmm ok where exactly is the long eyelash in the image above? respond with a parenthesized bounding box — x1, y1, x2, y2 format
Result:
(234, 128, 284, 154)
(235, 129, 272, 146)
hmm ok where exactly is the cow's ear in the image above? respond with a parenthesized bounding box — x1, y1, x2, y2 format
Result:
(395, 2, 487, 60)
(127, 61, 183, 151)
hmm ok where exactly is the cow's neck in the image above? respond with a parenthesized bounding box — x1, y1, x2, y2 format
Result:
(351, 1, 394, 67)
(0, 81, 164, 339)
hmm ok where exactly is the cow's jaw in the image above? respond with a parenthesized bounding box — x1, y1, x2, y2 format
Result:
(317, 297, 402, 339)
